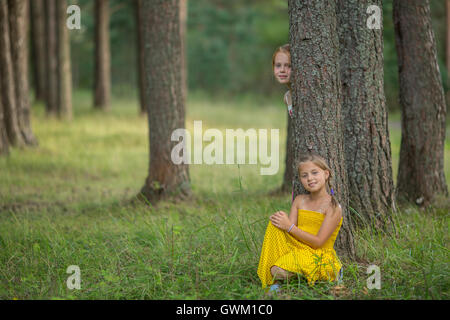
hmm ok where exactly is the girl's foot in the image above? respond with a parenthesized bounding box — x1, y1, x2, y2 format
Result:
(269, 283, 281, 293)
(337, 267, 343, 284)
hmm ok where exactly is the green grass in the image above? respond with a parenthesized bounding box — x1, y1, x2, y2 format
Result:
(0, 90, 449, 299)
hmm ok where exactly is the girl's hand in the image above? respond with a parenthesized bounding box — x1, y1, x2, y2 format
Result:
(270, 211, 291, 231)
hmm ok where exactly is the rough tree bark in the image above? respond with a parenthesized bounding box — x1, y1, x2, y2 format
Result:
(9, 0, 37, 145)
(393, 0, 448, 206)
(337, 0, 395, 231)
(94, 0, 111, 110)
(44, 0, 58, 115)
(447, 0, 450, 88)
(180, 0, 187, 106)
(281, 114, 294, 193)
(0, 0, 24, 147)
(288, 0, 355, 259)
(30, 0, 47, 102)
(56, 0, 72, 120)
(139, 0, 191, 203)
(0, 79, 9, 155)
(135, 0, 146, 114)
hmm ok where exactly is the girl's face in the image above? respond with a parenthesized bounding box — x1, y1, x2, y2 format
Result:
(273, 52, 291, 84)
(299, 161, 329, 193)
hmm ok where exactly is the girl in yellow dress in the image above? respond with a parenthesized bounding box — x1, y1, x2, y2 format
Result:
(257, 153, 344, 291)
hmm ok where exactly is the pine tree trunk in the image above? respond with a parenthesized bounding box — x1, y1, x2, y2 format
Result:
(180, 0, 187, 106)
(446, 0, 450, 105)
(0, 79, 10, 155)
(29, 0, 47, 103)
(0, 0, 24, 147)
(8, 0, 37, 145)
(281, 113, 294, 193)
(139, 0, 191, 203)
(447, 0, 450, 84)
(94, 0, 111, 110)
(337, 0, 395, 230)
(393, 0, 448, 206)
(44, 0, 58, 116)
(56, 0, 72, 120)
(288, 0, 355, 259)
(135, 0, 146, 114)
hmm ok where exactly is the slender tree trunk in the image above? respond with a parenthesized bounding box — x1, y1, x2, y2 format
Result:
(139, 0, 191, 203)
(281, 113, 294, 193)
(29, 0, 46, 103)
(0, 78, 9, 155)
(8, 0, 37, 145)
(393, 0, 448, 206)
(446, 0, 450, 105)
(288, 0, 355, 259)
(44, 0, 58, 116)
(180, 0, 187, 105)
(447, 0, 450, 86)
(94, 0, 111, 110)
(0, 0, 24, 147)
(56, 0, 72, 120)
(337, 0, 395, 231)
(135, 0, 146, 114)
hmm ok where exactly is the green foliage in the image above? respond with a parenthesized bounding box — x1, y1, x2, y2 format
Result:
(63, 0, 448, 109)
(187, 0, 288, 95)
(382, 1, 400, 110)
(67, 0, 289, 98)
(69, 0, 137, 97)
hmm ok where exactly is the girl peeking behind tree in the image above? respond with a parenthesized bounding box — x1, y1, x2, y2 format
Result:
(272, 44, 293, 118)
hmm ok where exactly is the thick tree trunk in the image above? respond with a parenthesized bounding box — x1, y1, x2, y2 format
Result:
(94, 0, 111, 110)
(139, 0, 191, 203)
(337, 0, 395, 231)
(44, 0, 58, 116)
(56, 0, 72, 120)
(281, 113, 294, 193)
(288, 0, 355, 259)
(135, 0, 146, 114)
(0, 0, 24, 147)
(393, 0, 448, 206)
(29, 0, 47, 102)
(8, 0, 37, 145)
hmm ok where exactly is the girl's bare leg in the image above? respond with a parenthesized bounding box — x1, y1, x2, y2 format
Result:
(271, 265, 296, 281)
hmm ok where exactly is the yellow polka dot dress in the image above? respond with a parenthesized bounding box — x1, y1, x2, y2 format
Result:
(257, 209, 343, 288)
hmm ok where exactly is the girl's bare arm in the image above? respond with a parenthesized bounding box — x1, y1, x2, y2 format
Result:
(288, 194, 302, 226)
(288, 205, 342, 249)
(270, 194, 301, 229)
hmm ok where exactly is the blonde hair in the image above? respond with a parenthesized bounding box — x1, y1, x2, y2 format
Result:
(297, 152, 339, 209)
(272, 43, 290, 70)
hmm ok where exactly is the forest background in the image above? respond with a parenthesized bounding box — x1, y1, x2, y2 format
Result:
(71, 0, 449, 108)
(0, 0, 448, 300)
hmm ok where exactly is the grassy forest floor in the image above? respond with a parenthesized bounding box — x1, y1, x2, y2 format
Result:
(0, 90, 449, 299)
